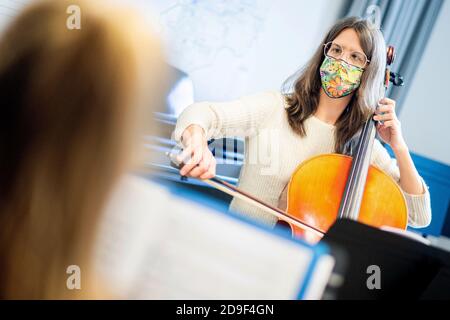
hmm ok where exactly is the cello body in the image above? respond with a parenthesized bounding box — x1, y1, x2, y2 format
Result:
(286, 153, 407, 240)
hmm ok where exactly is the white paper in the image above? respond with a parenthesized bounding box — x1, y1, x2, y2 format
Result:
(95, 175, 333, 299)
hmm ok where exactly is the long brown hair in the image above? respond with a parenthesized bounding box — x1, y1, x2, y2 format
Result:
(283, 17, 386, 152)
(0, 0, 165, 299)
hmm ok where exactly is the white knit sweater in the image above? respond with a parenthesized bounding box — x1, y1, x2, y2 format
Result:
(174, 90, 432, 228)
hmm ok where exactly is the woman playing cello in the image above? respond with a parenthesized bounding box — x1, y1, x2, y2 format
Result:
(173, 17, 431, 231)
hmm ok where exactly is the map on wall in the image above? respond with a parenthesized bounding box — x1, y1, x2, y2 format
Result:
(160, 0, 268, 86)
(159, 0, 270, 74)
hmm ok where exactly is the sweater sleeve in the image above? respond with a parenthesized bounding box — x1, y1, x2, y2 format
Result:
(371, 139, 432, 228)
(173, 90, 282, 142)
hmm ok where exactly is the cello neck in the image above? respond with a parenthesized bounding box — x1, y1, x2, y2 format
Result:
(338, 116, 377, 220)
(338, 45, 399, 220)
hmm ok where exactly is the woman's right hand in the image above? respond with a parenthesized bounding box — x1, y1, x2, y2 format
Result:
(177, 124, 216, 180)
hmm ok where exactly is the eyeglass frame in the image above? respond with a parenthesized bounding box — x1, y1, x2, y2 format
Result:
(323, 41, 371, 69)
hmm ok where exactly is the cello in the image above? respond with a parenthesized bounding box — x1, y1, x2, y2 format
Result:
(168, 45, 407, 243)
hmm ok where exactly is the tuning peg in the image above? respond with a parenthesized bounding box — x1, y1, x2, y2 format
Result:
(390, 72, 404, 87)
(387, 46, 396, 66)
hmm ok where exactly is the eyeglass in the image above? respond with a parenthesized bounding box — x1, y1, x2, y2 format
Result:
(323, 41, 370, 69)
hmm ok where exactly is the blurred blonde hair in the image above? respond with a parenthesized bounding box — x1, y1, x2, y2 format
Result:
(0, 0, 165, 299)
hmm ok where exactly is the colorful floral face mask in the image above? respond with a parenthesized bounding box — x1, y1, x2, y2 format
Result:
(319, 55, 363, 98)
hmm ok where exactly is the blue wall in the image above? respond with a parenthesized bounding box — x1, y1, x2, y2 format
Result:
(385, 148, 450, 236)
(411, 153, 450, 236)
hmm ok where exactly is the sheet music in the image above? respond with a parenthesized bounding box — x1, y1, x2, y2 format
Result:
(0, 0, 30, 31)
(95, 175, 333, 299)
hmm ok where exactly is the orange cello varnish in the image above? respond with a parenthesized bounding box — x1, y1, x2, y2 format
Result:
(286, 154, 407, 240)
(358, 165, 408, 229)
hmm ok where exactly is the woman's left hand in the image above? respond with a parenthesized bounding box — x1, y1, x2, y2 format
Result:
(373, 98, 407, 151)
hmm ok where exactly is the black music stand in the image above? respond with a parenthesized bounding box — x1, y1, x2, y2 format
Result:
(321, 219, 450, 300)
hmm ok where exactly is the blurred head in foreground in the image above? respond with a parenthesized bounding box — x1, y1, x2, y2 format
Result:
(0, 0, 166, 299)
